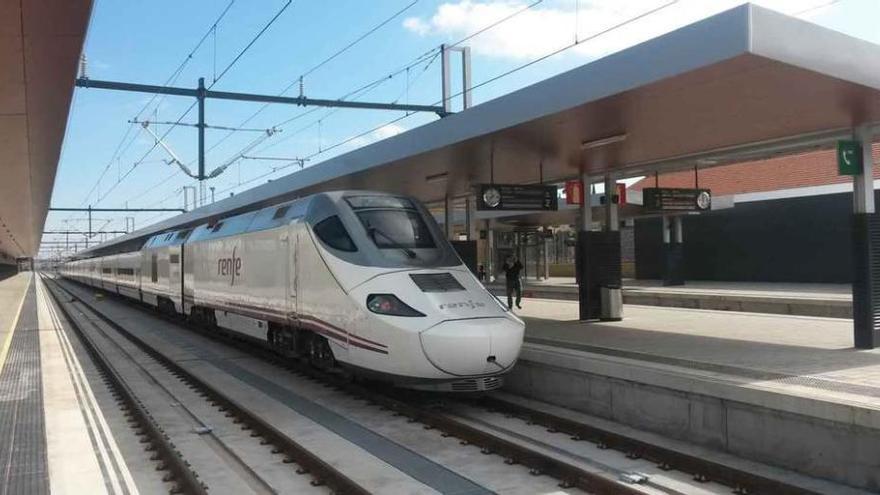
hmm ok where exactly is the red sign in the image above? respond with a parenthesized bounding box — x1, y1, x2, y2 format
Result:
(565, 180, 584, 205)
(566, 181, 626, 206)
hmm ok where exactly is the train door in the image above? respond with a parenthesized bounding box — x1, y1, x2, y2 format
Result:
(169, 246, 182, 312)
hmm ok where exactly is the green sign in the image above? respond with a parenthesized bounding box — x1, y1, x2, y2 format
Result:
(838, 140, 863, 176)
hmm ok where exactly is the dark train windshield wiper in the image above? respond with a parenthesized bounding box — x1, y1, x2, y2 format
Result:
(368, 227, 417, 259)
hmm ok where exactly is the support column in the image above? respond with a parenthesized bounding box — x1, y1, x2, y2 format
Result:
(543, 230, 550, 280)
(604, 175, 619, 232)
(486, 223, 496, 283)
(576, 174, 594, 320)
(452, 195, 479, 275)
(466, 196, 478, 240)
(662, 215, 685, 286)
(852, 125, 879, 349)
(444, 195, 452, 240)
(595, 176, 623, 320)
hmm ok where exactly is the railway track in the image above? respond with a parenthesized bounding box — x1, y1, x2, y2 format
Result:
(47, 274, 823, 495)
(469, 395, 819, 495)
(42, 274, 368, 495)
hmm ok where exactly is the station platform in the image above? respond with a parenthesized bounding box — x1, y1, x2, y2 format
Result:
(0, 273, 142, 495)
(489, 278, 852, 318)
(504, 299, 880, 491)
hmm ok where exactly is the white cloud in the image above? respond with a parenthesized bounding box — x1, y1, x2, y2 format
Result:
(403, 17, 431, 35)
(403, 0, 835, 60)
(349, 123, 408, 148)
(373, 123, 406, 140)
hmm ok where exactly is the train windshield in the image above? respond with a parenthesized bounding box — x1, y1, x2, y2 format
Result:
(358, 210, 435, 249)
(346, 196, 436, 251)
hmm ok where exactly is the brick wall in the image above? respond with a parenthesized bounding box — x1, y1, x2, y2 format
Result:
(631, 144, 880, 196)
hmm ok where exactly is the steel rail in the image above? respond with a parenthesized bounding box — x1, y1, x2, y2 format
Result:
(473, 396, 819, 495)
(45, 276, 370, 495)
(344, 385, 643, 494)
(40, 274, 208, 495)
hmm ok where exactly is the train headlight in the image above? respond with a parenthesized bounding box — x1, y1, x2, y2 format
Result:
(366, 294, 425, 317)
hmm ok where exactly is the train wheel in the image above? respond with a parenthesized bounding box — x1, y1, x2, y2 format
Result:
(307, 334, 335, 370)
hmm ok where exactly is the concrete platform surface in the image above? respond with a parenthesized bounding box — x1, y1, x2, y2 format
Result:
(0, 272, 33, 373)
(517, 300, 877, 394)
(489, 278, 852, 317)
(505, 299, 880, 490)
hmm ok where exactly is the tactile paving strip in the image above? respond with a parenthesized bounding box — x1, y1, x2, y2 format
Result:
(0, 280, 49, 495)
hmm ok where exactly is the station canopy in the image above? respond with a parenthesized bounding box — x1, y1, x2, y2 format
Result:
(86, 3, 880, 256)
(0, 0, 92, 260)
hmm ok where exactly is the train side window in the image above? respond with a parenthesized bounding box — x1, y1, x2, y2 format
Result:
(313, 216, 357, 252)
(151, 253, 158, 282)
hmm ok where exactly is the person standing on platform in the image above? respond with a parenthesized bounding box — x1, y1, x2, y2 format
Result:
(503, 255, 523, 309)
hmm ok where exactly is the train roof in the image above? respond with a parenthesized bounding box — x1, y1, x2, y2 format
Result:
(64, 190, 420, 260)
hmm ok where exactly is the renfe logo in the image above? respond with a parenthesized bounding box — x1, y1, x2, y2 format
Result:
(217, 246, 242, 285)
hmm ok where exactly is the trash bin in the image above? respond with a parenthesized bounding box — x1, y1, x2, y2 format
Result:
(600, 285, 623, 321)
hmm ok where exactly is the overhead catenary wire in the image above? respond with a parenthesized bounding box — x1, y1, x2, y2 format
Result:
(213, 0, 293, 84)
(100, 0, 294, 206)
(141, 0, 680, 213)
(298, 0, 419, 82)
(73, 0, 237, 211)
(250, 50, 440, 157)
(216, 0, 681, 198)
(234, 0, 545, 161)
(200, 0, 424, 160)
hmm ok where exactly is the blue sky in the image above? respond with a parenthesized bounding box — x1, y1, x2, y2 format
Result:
(42, 0, 880, 256)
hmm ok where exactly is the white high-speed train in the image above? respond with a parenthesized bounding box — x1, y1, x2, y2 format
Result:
(59, 191, 525, 391)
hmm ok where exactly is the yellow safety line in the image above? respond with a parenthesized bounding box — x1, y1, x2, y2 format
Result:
(0, 274, 32, 376)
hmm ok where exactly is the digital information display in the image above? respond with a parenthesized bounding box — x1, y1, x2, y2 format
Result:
(477, 184, 559, 211)
(642, 188, 711, 212)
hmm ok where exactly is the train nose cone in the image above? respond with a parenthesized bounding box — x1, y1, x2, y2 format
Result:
(419, 317, 524, 376)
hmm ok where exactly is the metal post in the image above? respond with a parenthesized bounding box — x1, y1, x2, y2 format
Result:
(444, 195, 452, 240)
(197, 77, 206, 207)
(441, 44, 451, 115)
(183, 185, 196, 211)
(466, 196, 478, 241)
(486, 222, 495, 282)
(543, 232, 550, 280)
(854, 126, 875, 215)
(465, 196, 472, 240)
(88, 205, 92, 240)
(197, 77, 206, 182)
(462, 46, 472, 109)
